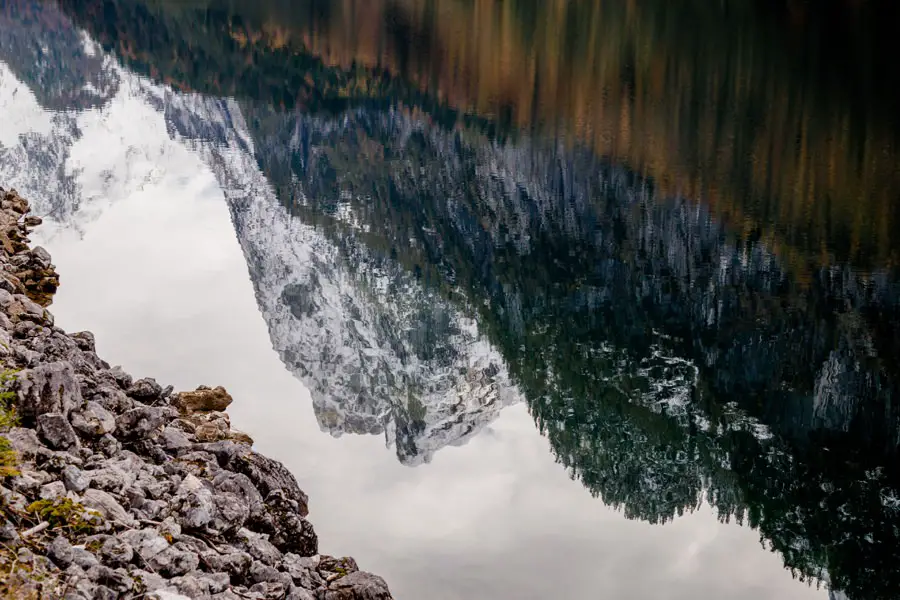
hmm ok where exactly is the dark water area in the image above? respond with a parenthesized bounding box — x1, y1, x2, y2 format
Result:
(2, 1, 900, 598)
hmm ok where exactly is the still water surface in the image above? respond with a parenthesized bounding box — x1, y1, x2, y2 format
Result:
(2, 1, 900, 599)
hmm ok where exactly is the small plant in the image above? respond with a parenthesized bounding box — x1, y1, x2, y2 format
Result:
(25, 498, 103, 535)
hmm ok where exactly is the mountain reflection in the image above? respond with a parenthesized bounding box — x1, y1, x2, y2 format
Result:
(4, 0, 900, 598)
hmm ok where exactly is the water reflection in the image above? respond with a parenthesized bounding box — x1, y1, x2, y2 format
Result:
(3, 0, 900, 599)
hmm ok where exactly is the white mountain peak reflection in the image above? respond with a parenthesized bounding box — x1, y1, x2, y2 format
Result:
(0, 28, 523, 468)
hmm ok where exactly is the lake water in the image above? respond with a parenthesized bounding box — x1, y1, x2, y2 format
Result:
(2, 1, 900, 599)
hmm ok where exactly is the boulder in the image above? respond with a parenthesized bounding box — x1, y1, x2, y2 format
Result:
(37, 412, 79, 450)
(15, 361, 82, 421)
(173, 386, 233, 413)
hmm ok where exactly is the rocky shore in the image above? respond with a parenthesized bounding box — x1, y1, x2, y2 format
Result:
(0, 186, 393, 600)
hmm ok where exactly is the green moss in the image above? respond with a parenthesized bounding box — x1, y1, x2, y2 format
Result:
(25, 498, 103, 535)
(0, 369, 19, 479)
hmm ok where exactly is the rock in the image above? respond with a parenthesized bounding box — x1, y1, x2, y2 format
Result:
(265, 490, 318, 556)
(3, 426, 48, 461)
(115, 406, 166, 440)
(121, 528, 169, 561)
(161, 426, 192, 451)
(0, 517, 19, 542)
(236, 528, 282, 566)
(71, 546, 100, 569)
(286, 586, 316, 600)
(169, 474, 216, 530)
(48, 535, 75, 567)
(40, 480, 67, 499)
(70, 402, 117, 437)
(212, 491, 250, 533)
(31, 246, 52, 266)
(81, 488, 135, 526)
(128, 378, 163, 402)
(223, 447, 309, 517)
(15, 361, 82, 421)
(319, 572, 393, 600)
(173, 386, 233, 413)
(152, 545, 201, 577)
(37, 412, 79, 449)
(62, 465, 90, 493)
(99, 536, 134, 567)
(200, 550, 252, 578)
(70, 331, 96, 352)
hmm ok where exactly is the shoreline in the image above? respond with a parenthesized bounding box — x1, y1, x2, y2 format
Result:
(0, 185, 393, 599)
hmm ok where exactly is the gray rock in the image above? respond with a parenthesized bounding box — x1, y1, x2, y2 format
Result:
(128, 378, 163, 401)
(15, 361, 82, 420)
(129, 568, 169, 594)
(169, 573, 209, 598)
(200, 550, 252, 578)
(39, 480, 67, 499)
(170, 474, 216, 530)
(151, 545, 200, 577)
(97, 433, 122, 457)
(105, 366, 132, 390)
(236, 528, 282, 566)
(286, 586, 316, 600)
(37, 412, 79, 449)
(85, 564, 134, 593)
(120, 528, 170, 562)
(48, 535, 74, 567)
(62, 465, 90, 493)
(71, 546, 100, 569)
(201, 572, 230, 594)
(249, 581, 289, 598)
(70, 401, 116, 437)
(70, 331, 96, 352)
(249, 559, 284, 584)
(3, 426, 47, 461)
(0, 517, 18, 542)
(319, 571, 393, 600)
(99, 536, 134, 567)
(213, 471, 265, 523)
(212, 492, 250, 533)
(161, 426, 192, 451)
(115, 406, 166, 440)
(224, 449, 309, 516)
(81, 488, 135, 526)
(265, 490, 318, 557)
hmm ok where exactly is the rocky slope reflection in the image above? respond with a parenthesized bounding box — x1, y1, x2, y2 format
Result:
(3, 3, 900, 598)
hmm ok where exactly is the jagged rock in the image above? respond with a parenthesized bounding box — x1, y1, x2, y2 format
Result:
(265, 490, 318, 556)
(169, 474, 216, 530)
(37, 412, 80, 449)
(70, 331, 96, 351)
(15, 361, 82, 421)
(128, 377, 163, 401)
(62, 465, 91, 492)
(200, 549, 252, 578)
(235, 528, 282, 565)
(99, 536, 134, 567)
(319, 572, 393, 600)
(120, 528, 169, 562)
(115, 406, 166, 440)
(70, 401, 117, 437)
(221, 446, 309, 517)
(161, 426, 192, 451)
(82, 488, 136, 526)
(173, 386, 233, 413)
(48, 535, 75, 567)
(287, 586, 316, 600)
(153, 545, 201, 577)
(40, 480, 67, 499)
